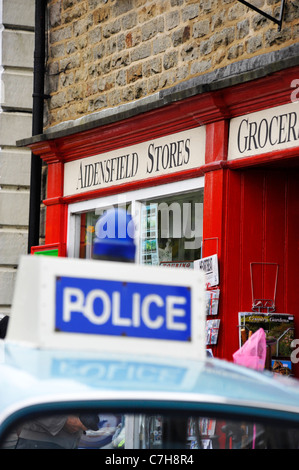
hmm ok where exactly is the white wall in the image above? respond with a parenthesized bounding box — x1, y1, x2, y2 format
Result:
(0, 0, 34, 317)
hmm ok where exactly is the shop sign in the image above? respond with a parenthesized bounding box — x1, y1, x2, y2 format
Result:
(64, 127, 205, 197)
(228, 102, 299, 160)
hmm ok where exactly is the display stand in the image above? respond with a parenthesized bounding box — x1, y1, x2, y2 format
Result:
(197, 238, 221, 350)
(238, 262, 295, 376)
(187, 417, 217, 449)
(250, 262, 278, 313)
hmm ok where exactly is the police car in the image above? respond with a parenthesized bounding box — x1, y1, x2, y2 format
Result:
(1, 255, 299, 451)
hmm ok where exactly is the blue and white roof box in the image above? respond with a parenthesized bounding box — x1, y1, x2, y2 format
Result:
(7, 255, 206, 360)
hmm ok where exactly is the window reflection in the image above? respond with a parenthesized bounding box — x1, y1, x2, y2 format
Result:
(2, 412, 299, 449)
(140, 191, 203, 266)
(78, 190, 203, 266)
(79, 204, 131, 259)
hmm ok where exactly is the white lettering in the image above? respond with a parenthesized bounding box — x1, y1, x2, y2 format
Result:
(291, 339, 299, 364)
(142, 294, 164, 329)
(132, 293, 141, 327)
(166, 296, 187, 331)
(85, 289, 111, 325)
(105, 455, 140, 467)
(291, 79, 299, 103)
(112, 291, 131, 327)
(63, 287, 85, 322)
(62, 288, 189, 333)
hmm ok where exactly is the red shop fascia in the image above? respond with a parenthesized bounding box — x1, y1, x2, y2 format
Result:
(22, 65, 299, 373)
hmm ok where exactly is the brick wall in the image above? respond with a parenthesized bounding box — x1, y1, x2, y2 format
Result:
(45, 0, 299, 128)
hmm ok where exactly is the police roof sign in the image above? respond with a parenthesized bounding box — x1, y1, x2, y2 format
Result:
(56, 276, 192, 342)
(8, 256, 206, 360)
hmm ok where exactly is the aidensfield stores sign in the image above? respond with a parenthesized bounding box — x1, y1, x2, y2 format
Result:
(228, 102, 299, 160)
(63, 127, 205, 197)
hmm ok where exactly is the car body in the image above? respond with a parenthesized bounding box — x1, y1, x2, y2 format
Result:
(1, 255, 299, 450)
(1, 340, 299, 450)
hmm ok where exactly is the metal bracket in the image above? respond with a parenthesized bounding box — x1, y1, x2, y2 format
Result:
(250, 262, 279, 313)
(237, 0, 286, 31)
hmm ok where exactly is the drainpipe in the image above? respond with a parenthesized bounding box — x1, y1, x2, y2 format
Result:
(28, 0, 47, 253)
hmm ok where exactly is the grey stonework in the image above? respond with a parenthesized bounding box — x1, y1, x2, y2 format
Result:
(19, 42, 299, 147)
(0, 0, 35, 316)
(43, 0, 299, 130)
(11, 0, 299, 317)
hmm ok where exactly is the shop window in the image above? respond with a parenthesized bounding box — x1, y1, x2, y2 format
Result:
(78, 204, 131, 259)
(139, 191, 203, 266)
(69, 178, 204, 267)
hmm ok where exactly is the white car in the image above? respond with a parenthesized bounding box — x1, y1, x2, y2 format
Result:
(1, 256, 299, 451)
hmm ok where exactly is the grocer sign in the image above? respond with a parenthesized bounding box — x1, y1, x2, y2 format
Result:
(63, 127, 205, 196)
(8, 256, 205, 360)
(228, 102, 299, 160)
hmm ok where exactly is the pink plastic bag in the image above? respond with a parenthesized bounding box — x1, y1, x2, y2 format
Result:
(233, 328, 267, 371)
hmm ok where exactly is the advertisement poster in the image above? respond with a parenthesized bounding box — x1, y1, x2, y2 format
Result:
(140, 204, 159, 265)
(238, 312, 295, 375)
(206, 319, 220, 345)
(205, 289, 220, 316)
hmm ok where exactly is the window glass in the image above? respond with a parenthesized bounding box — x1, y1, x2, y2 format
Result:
(77, 189, 203, 266)
(79, 204, 131, 259)
(139, 190, 203, 266)
(79, 211, 97, 259)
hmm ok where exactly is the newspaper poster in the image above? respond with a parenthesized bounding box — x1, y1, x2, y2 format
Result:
(194, 254, 219, 287)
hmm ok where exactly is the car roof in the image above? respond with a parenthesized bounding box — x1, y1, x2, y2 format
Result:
(1, 340, 299, 423)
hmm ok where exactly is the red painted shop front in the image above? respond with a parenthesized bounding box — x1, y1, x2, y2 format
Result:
(27, 65, 299, 376)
